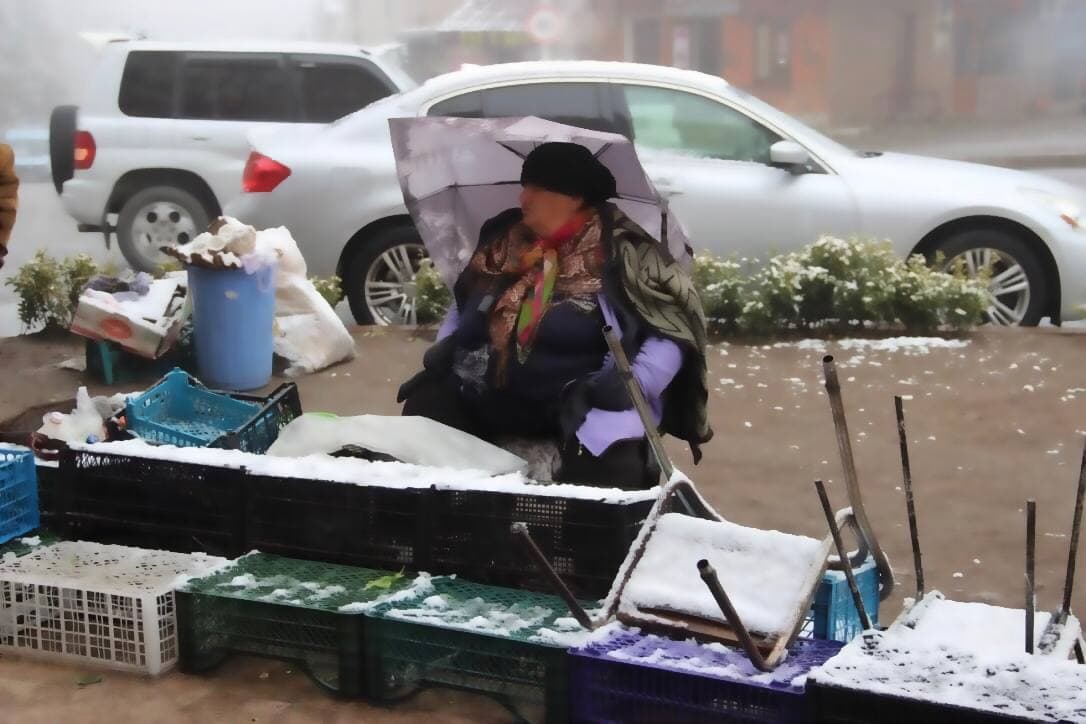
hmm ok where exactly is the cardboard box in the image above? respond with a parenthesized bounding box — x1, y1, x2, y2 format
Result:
(70, 275, 190, 359)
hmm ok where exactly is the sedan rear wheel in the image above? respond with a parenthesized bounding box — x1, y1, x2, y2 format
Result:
(345, 226, 428, 325)
(934, 228, 1048, 327)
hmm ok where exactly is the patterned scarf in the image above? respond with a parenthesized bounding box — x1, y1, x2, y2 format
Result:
(468, 210, 605, 385)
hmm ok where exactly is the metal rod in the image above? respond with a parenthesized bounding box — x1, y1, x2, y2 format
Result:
(1027, 499, 1037, 654)
(697, 559, 773, 672)
(602, 325, 673, 482)
(895, 395, 925, 598)
(511, 522, 594, 630)
(1076, 638, 1085, 665)
(814, 480, 873, 631)
(1061, 441, 1086, 624)
(822, 355, 895, 600)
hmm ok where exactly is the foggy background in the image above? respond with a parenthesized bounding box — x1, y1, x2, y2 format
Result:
(1, 0, 1084, 337)
(4, 0, 1085, 136)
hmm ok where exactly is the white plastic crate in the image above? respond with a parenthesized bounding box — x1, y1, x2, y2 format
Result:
(0, 541, 226, 675)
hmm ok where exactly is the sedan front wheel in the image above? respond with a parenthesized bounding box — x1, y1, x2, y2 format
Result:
(934, 228, 1048, 326)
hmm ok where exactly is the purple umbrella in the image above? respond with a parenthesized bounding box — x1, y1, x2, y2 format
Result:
(389, 115, 692, 286)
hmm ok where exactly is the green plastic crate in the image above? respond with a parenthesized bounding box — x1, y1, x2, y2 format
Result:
(175, 553, 416, 697)
(365, 578, 592, 723)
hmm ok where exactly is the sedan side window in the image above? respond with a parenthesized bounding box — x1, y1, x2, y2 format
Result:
(619, 85, 781, 163)
(480, 83, 617, 134)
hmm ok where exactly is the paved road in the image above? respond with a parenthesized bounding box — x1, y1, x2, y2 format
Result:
(3, 167, 1086, 338)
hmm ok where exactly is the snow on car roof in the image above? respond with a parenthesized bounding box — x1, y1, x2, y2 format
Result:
(412, 60, 732, 100)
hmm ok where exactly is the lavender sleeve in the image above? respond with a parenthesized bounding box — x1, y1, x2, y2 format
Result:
(436, 304, 460, 341)
(629, 336, 683, 399)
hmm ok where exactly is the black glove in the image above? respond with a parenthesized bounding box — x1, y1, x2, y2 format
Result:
(586, 368, 633, 411)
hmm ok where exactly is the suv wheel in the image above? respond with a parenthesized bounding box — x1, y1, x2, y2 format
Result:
(344, 226, 428, 325)
(117, 186, 211, 272)
(934, 228, 1047, 326)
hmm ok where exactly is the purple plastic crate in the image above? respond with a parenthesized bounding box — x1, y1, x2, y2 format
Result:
(569, 629, 843, 724)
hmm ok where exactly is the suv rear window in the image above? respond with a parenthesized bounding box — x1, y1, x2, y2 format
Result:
(297, 61, 391, 122)
(119, 51, 179, 118)
(179, 56, 293, 122)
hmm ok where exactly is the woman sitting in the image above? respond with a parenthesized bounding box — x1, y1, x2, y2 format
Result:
(398, 142, 711, 488)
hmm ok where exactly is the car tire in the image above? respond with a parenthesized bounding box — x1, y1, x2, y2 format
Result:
(933, 228, 1048, 326)
(116, 186, 211, 272)
(49, 105, 77, 194)
(344, 226, 428, 326)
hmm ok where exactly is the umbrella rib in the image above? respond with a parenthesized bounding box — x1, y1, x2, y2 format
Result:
(409, 180, 523, 204)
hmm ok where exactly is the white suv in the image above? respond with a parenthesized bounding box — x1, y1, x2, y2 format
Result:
(50, 39, 414, 271)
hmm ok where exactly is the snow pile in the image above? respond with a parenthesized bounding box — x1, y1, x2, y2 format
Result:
(337, 573, 437, 613)
(267, 413, 528, 476)
(772, 337, 970, 355)
(72, 439, 657, 503)
(812, 592, 1086, 722)
(622, 512, 824, 637)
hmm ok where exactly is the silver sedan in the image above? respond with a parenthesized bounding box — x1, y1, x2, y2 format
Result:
(226, 60, 1086, 326)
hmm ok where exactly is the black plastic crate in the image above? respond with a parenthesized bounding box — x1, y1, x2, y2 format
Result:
(808, 681, 1051, 724)
(34, 462, 58, 528)
(55, 448, 246, 557)
(175, 554, 412, 697)
(424, 489, 653, 598)
(245, 475, 426, 570)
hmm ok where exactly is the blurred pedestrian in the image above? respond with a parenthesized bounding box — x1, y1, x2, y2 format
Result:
(0, 143, 18, 270)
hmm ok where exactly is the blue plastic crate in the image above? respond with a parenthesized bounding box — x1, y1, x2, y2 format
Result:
(807, 557, 880, 642)
(0, 448, 39, 545)
(569, 628, 844, 724)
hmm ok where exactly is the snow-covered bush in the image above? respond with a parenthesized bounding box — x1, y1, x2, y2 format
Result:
(694, 236, 987, 335)
(692, 254, 745, 331)
(309, 275, 344, 307)
(414, 258, 452, 324)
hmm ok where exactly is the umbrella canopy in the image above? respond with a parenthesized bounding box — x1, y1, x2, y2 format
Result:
(389, 115, 692, 286)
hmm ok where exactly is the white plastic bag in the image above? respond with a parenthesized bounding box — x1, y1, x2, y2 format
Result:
(257, 225, 356, 376)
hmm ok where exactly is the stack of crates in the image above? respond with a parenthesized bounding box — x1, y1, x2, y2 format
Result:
(0, 448, 37, 546)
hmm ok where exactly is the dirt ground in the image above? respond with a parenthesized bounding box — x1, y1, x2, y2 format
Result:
(1, 324, 1085, 723)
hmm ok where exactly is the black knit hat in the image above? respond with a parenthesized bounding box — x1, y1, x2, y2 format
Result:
(519, 142, 617, 205)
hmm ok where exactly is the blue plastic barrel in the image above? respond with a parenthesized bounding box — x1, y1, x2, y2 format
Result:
(187, 263, 277, 391)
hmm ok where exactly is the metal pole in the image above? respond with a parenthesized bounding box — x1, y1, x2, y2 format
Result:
(1061, 441, 1086, 624)
(822, 355, 894, 600)
(511, 522, 595, 630)
(697, 559, 773, 672)
(1027, 499, 1037, 654)
(895, 396, 925, 598)
(814, 480, 873, 631)
(602, 325, 674, 482)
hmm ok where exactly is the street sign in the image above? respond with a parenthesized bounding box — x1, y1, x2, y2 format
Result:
(526, 5, 565, 45)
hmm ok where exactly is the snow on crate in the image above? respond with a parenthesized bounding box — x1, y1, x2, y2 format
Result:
(772, 337, 970, 355)
(621, 512, 823, 637)
(811, 592, 1086, 722)
(72, 439, 657, 503)
(0, 541, 227, 675)
(897, 592, 1082, 660)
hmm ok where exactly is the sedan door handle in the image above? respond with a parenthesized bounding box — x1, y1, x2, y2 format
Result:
(190, 136, 210, 142)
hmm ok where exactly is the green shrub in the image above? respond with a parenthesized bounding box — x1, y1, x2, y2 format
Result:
(414, 258, 452, 324)
(4, 251, 99, 331)
(310, 275, 344, 307)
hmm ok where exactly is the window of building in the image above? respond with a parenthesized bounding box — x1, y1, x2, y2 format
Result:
(755, 21, 791, 86)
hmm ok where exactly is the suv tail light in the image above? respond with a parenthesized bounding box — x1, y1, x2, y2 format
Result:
(73, 130, 96, 170)
(243, 151, 291, 192)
